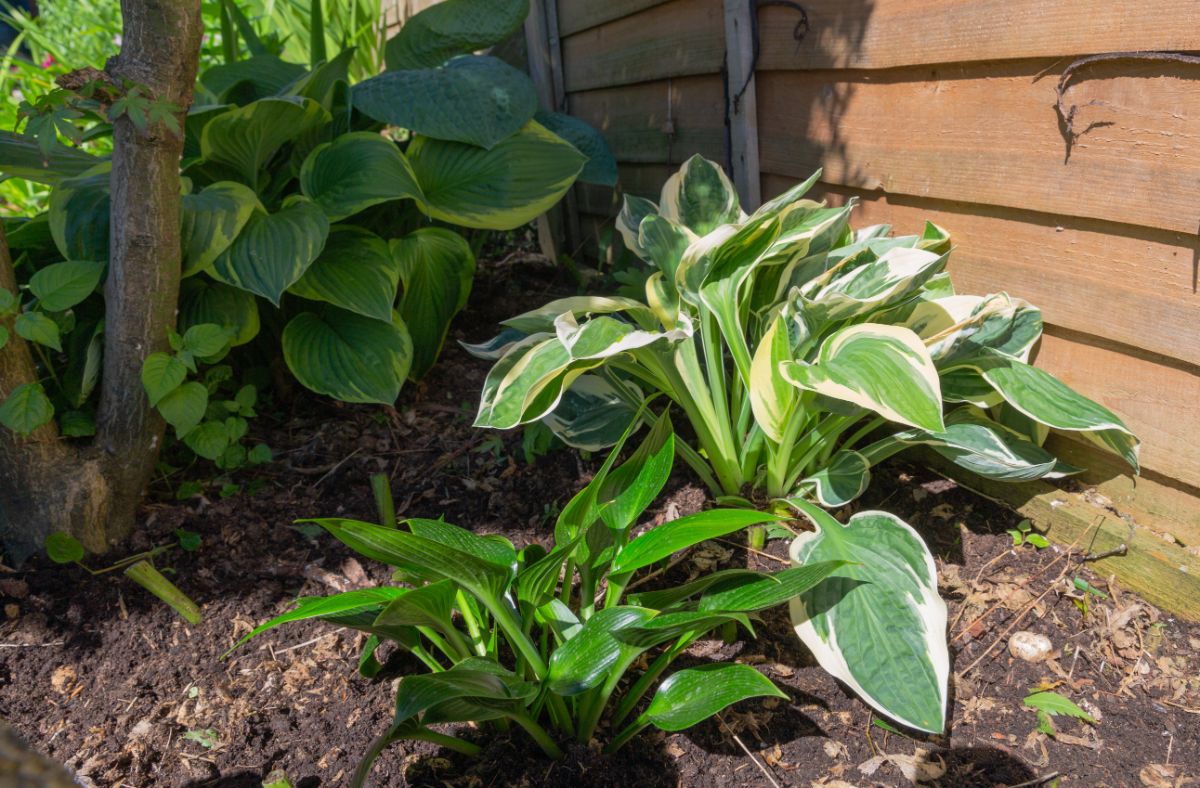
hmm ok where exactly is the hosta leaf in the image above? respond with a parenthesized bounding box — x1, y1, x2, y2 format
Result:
(199, 55, 307, 103)
(58, 410, 95, 438)
(501, 296, 657, 335)
(802, 246, 947, 325)
(355, 56, 536, 149)
(460, 327, 528, 360)
(611, 510, 783, 578)
(535, 111, 617, 186)
(408, 120, 584, 230)
(62, 320, 103, 407)
(392, 669, 534, 726)
(407, 518, 517, 572)
(658, 154, 742, 236)
(954, 350, 1140, 471)
(157, 381, 208, 437)
(613, 611, 752, 648)
(627, 568, 762, 610)
(0, 129, 103, 185)
(141, 352, 188, 407)
(200, 97, 330, 186)
(228, 588, 407, 652)
(392, 228, 475, 379)
(749, 315, 798, 443)
(299, 132, 423, 221)
(290, 226, 399, 321)
(615, 194, 660, 262)
(373, 579, 459, 631)
(282, 307, 412, 405)
(781, 324, 944, 432)
(787, 498, 949, 733)
(546, 606, 655, 695)
(28, 260, 104, 312)
(598, 410, 674, 531)
(210, 198, 330, 305)
(696, 562, 849, 613)
(640, 665, 786, 731)
(801, 450, 870, 507)
(384, 0, 528, 69)
(15, 311, 61, 351)
(0, 382, 53, 435)
(878, 409, 1059, 482)
(541, 374, 642, 452)
(179, 276, 260, 347)
(181, 181, 261, 276)
(48, 166, 110, 262)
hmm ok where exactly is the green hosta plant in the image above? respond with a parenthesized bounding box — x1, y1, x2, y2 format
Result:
(233, 413, 846, 783)
(469, 155, 1139, 732)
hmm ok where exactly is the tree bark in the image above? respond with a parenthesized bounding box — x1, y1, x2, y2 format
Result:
(0, 0, 203, 560)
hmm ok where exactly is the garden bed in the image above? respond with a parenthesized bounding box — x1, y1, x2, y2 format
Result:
(2, 260, 1198, 787)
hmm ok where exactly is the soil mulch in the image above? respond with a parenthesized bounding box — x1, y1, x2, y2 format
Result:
(2, 258, 1198, 787)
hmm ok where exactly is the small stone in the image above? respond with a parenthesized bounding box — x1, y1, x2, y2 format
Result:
(1008, 631, 1053, 662)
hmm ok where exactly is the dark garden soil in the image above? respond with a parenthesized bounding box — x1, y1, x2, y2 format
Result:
(2, 258, 1198, 787)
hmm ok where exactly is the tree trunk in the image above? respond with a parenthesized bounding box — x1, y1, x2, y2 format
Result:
(0, 0, 203, 561)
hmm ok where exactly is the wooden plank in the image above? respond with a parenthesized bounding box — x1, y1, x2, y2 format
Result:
(922, 451, 1200, 622)
(723, 0, 761, 209)
(756, 59, 1200, 235)
(561, 0, 725, 92)
(757, 0, 1200, 72)
(525, 0, 565, 259)
(557, 0, 672, 37)
(568, 76, 727, 164)
(577, 163, 673, 215)
(760, 178, 1200, 369)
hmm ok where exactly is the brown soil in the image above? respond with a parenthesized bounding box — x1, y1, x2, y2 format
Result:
(2, 260, 1198, 787)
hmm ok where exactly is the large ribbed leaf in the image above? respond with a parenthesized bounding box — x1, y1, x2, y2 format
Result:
(658, 154, 742, 236)
(640, 665, 786, 731)
(48, 166, 110, 262)
(299, 132, 423, 221)
(0, 130, 103, 185)
(210, 198, 330, 305)
(408, 120, 584, 229)
(392, 228, 475, 378)
(547, 606, 655, 695)
(781, 324, 944, 432)
(180, 181, 261, 277)
(178, 276, 260, 347)
(787, 498, 948, 733)
(199, 55, 307, 103)
(354, 56, 536, 149)
(200, 97, 329, 185)
(385, 0, 528, 69)
(282, 307, 412, 404)
(289, 226, 399, 321)
(535, 111, 617, 186)
(801, 246, 947, 325)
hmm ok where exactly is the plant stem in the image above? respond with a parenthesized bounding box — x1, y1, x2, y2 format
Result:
(456, 590, 487, 656)
(511, 712, 564, 759)
(604, 719, 649, 754)
(486, 598, 548, 679)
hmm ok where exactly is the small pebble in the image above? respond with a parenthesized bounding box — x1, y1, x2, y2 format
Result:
(1008, 631, 1053, 662)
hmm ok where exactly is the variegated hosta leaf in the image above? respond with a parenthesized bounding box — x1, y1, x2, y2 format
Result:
(800, 450, 870, 506)
(799, 245, 947, 326)
(282, 307, 412, 404)
(940, 366, 1004, 408)
(780, 324, 944, 432)
(299, 132, 424, 221)
(867, 408, 1059, 482)
(658, 154, 744, 235)
(950, 350, 1140, 471)
(787, 498, 949, 733)
(748, 204, 856, 316)
(460, 327, 528, 360)
(638, 214, 697, 285)
(288, 226, 400, 321)
(541, 374, 643, 452)
(749, 315, 797, 443)
(48, 165, 110, 262)
(615, 194, 659, 262)
(393, 228, 476, 379)
(906, 293, 1043, 365)
(181, 181, 261, 277)
(200, 97, 330, 186)
(179, 276, 260, 347)
(209, 198, 330, 305)
(502, 296, 657, 334)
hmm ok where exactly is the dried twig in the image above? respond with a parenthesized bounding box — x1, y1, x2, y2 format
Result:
(716, 713, 782, 788)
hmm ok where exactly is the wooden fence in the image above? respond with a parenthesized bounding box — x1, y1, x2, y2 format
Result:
(525, 0, 1200, 615)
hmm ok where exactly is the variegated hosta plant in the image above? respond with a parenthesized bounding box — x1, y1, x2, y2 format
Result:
(470, 155, 1139, 733)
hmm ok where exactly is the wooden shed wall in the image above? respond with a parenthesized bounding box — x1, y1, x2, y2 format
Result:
(540, 0, 1200, 612)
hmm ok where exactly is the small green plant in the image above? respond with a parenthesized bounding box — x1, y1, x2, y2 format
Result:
(1008, 519, 1049, 549)
(1023, 689, 1096, 737)
(232, 413, 846, 782)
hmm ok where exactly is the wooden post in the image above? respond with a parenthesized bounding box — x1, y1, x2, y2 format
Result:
(524, 0, 565, 260)
(723, 0, 761, 209)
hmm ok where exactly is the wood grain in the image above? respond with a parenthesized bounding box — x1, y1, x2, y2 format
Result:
(568, 76, 727, 164)
(756, 59, 1200, 234)
(557, 0, 673, 37)
(757, 0, 1200, 71)
(560, 0, 724, 92)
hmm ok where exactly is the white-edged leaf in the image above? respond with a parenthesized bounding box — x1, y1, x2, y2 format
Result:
(801, 450, 870, 506)
(541, 374, 642, 452)
(749, 314, 797, 443)
(658, 154, 742, 235)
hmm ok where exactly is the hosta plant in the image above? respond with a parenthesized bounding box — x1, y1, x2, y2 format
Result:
(232, 414, 846, 784)
(469, 155, 1139, 732)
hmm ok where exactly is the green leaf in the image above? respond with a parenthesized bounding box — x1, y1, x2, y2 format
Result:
(141, 352, 188, 407)
(229, 588, 408, 653)
(248, 443, 272, 464)
(28, 260, 104, 311)
(657, 154, 742, 236)
(45, 531, 84, 563)
(385, 0, 529, 69)
(392, 668, 534, 726)
(179, 276, 260, 347)
(408, 517, 518, 572)
(0, 129, 103, 185)
(200, 55, 306, 103)
(282, 307, 412, 404)
(299, 132, 423, 222)
(801, 450, 870, 507)
(181, 323, 232, 359)
(373, 580, 459, 632)
(157, 381, 209, 437)
(535, 111, 617, 186)
(749, 315, 799, 443)
(210, 199, 330, 305)
(611, 510, 782, 578)
(787, 498, 949, 733)
(184, 420, 231, 460)
(599, 410, 675, 531)
(801, 245, 947, 325)
(14, 311, 62, 351)
(1024, 691, 1095, 723)
(200, 97, 330, 185)
(176, 528, 202, 552)
(355, 56, 536, 149)
(696, 563, 849, 614)
(181, 181, 261, 276)
(392, 228, 475, 379)
(541, 374, 643, 452)
(879, 409, 1059, 482)
(781, 324, 944, 432)
(547, 606, 656, 695)
(408, 120, 584, 230)
(640, 664, 786, 731)
(290, 226, 399, 321)
(58, 409, 95, 437)
(48, 166, 110, 262)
